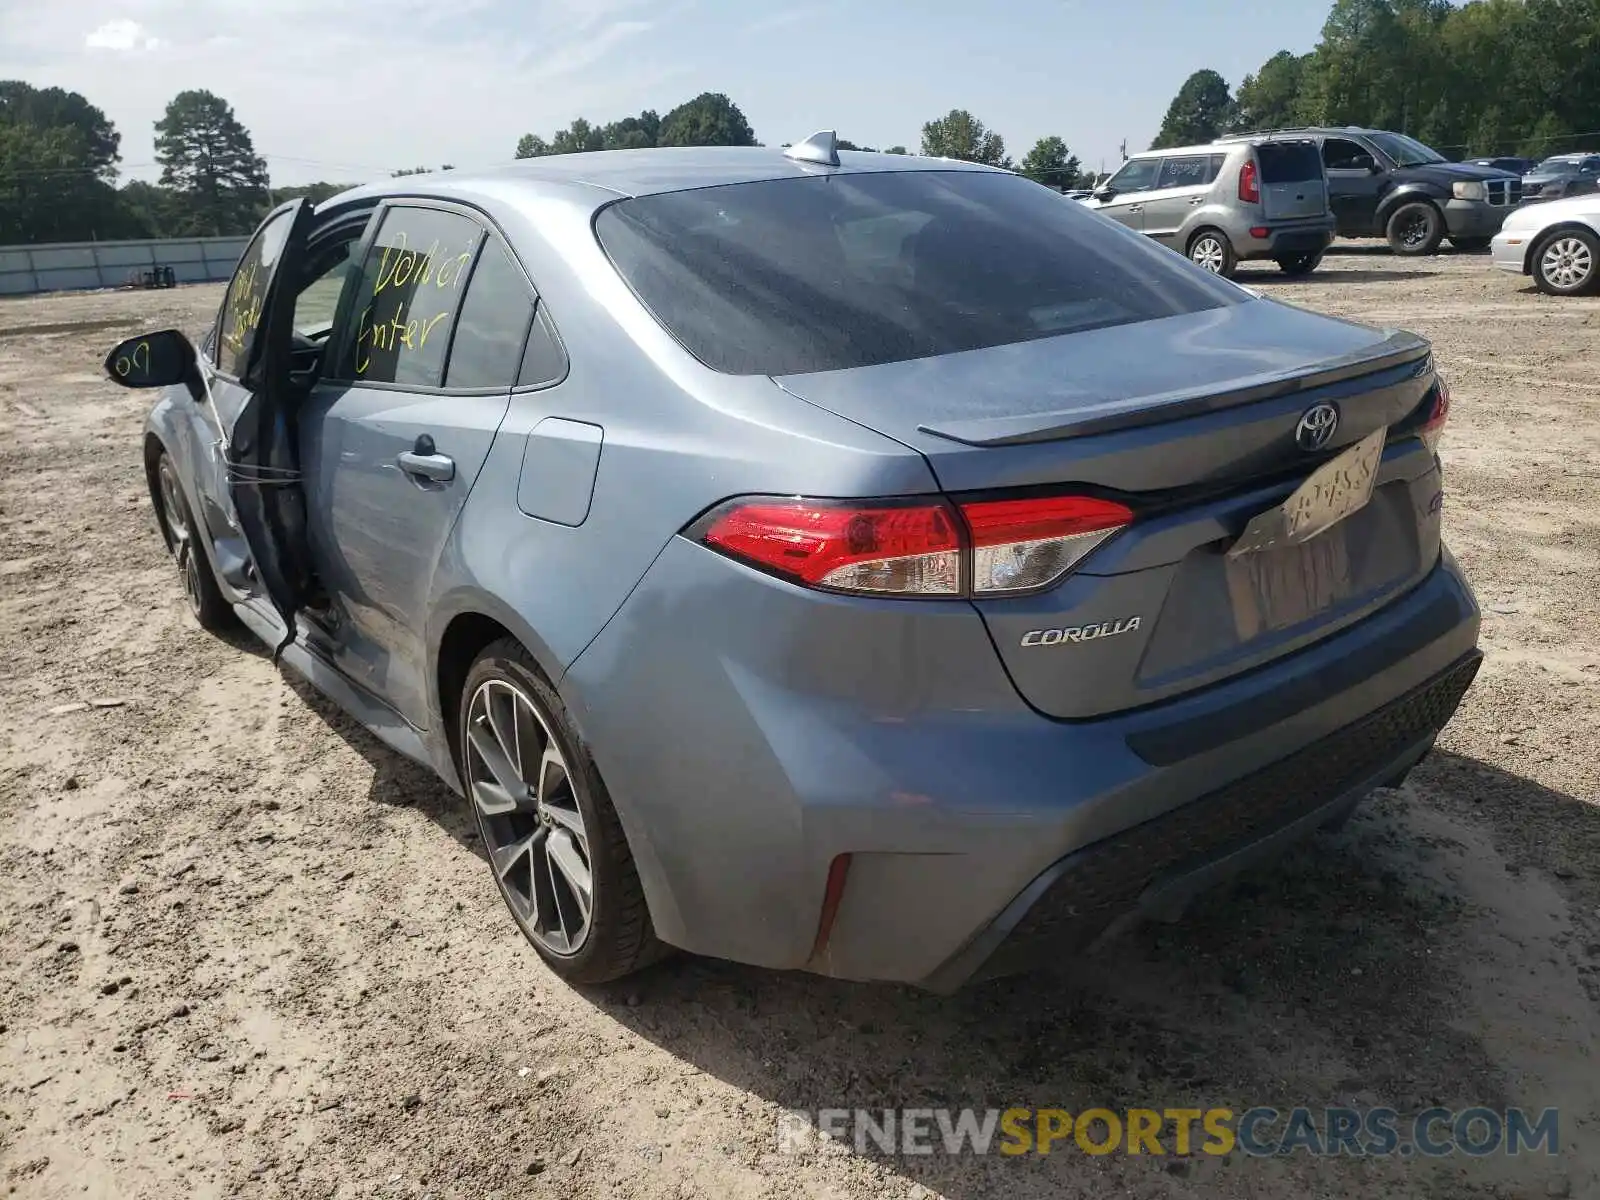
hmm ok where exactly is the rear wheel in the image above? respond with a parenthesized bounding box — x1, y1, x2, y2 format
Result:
(1187, 230, 1237, 278)
(1449, 236, 1492, 252)
(1385, 202, 1444, 256)
(1530, 228, 1600, 296)
(458, 639, 663, 984)
(155, 451, 234, 631)
(1275, 252, 1323, 277)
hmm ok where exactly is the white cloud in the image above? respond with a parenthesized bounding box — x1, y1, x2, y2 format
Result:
(742, 7, 829, 37)
(0, 0, 686, 185)
(85, 18, 162, 52)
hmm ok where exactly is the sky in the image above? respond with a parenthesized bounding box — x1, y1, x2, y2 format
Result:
(0, 0, 1335, 188)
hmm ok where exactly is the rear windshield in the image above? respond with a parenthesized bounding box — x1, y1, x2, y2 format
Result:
(1257, 141, 1323, 184)
(594, 170, 1244, 376)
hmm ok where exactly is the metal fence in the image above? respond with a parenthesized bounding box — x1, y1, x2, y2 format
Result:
(0, 236, 250, 298)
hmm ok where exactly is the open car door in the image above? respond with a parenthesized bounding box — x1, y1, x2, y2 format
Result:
(223, 198, 318, 656)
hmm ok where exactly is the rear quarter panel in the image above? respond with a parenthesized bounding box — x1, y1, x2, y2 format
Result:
(422, 183, 937, 729)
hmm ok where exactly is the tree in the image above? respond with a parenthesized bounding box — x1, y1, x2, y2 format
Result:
(515, 133, 552, 158)
(1231, 51, 1309, 132)
(1151, 69, 1235, 148)
(657, 93, 757, 147)
(601, 110, 660, 150)
(836, 139, 879, 152)
(920, 110, 1009, 166)
(1019, 135, 1082, 188)
(550, 117, 605, 154)
(0, 82, 121, 178)
(273, 181, 350, 206)
(154, 90, 270, 236)
(884, 146, 908, 155)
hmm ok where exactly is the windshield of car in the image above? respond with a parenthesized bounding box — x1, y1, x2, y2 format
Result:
(1367, 132, 1448, 167)
(594, 170, 1244, 376)
(1535, 156, 1582, 171)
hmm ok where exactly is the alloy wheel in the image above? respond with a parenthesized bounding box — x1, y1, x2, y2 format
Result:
(1398, 212, 1431, 250)
(1540, 236, 1593, 290)
(1191, 236, 1226, 273)
(465, 678, 594, 955)
(157, 456, 189, 547)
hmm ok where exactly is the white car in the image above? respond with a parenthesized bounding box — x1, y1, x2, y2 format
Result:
(1490, 193, 1600, 295)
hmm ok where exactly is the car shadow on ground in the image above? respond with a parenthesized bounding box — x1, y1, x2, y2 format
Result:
(1239, 267, 1437, 284)
(260, 668, 1594, 1194)
(571, 750, 1590, 1197)
(1324, 241, 1490, 258)
(276, 667, 483, 858)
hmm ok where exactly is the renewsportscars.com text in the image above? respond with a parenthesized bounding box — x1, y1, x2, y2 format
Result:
(776, 1106, 1560, 1159)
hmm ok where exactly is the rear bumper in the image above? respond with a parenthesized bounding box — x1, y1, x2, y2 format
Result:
(1237, 225, 1335, 262)
(927, 650, 1479, 990)
(563, 541, 1480, 989)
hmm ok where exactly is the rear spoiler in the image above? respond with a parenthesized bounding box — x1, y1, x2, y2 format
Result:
(916, 330, 1432, 448)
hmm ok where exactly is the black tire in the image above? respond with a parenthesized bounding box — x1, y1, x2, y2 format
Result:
(1275, 252, 1324, 277)
(154, 451, 235, 632)
(1530, 227, 1600, 296)
(1385, 201, 1445, 256)
(1449, 236, 1492, 253)
(458, 638, 664, 984)
(1186, 229, 1237, 278)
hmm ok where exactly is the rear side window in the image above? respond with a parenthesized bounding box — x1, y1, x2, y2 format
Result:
(444, 239, 534, 389)
(594, 170, 1243, 376)
(1156, 156, 1211, 189)
(1322, 138, 1371, 171)
(1257, 141, 1324, 184)
(340, 207, 483, 387)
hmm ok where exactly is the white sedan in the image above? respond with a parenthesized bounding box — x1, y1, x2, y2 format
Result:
(1490, 193, 1600, 295)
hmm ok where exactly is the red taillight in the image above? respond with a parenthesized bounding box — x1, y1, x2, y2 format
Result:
(695, 493, 1133, 597)
(1239, 159, 1260, 204)
(961, 494, 1133, 594)
(700, 498, 962, 594)
(1421, 376, 1451, 455)
(1249, 226, 1271, 239)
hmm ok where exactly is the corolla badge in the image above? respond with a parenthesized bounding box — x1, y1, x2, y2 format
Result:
(1295, 402, 1340, 452)
(1020, 617, 1141, 647)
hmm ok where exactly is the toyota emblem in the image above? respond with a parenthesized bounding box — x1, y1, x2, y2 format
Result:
(1295, 403, 1340, 452)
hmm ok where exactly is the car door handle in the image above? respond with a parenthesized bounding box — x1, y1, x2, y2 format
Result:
(398, 450, 455, 482)
(1188, 197, 1204, 205)
(1126, 205, 1143, 214)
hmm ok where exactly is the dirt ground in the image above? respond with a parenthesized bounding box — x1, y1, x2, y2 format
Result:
(1, 244, 1597, 1200)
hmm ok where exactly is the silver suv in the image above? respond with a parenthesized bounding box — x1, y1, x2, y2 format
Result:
(1088, 139, 1334, 278)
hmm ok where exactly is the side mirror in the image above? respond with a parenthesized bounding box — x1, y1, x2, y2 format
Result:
(103, 330, 198, 390)
(1093, 187, 1116, 202)
(1352, 155, 1378, 173)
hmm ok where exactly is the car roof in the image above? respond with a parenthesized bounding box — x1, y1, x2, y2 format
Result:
(1127, 142, 1239, 159)
(317, 145, 1006, 214)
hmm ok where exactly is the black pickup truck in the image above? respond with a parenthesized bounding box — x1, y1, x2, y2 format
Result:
(1218, 126, 1522, 255)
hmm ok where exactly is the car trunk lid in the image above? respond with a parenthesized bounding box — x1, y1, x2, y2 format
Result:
(1256, 140, 1329, 222)
(773, 301, 1442, 719)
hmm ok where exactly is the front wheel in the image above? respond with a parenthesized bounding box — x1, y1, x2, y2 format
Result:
(1187, 230, 1237, 278)
(154, 451, 235, 632)
(1385, 202, 1444, 256)
(1275, 252, 1324, 277)
(1531, 228, 1600, 296)
(458, 639, 664, 984)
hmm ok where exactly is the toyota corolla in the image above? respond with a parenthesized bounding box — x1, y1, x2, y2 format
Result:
(106, 134, 1480, 991)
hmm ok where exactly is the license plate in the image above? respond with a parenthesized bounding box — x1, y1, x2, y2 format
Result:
(1227, 427, 1386, 559)
(1224, 523, 1354, 637)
